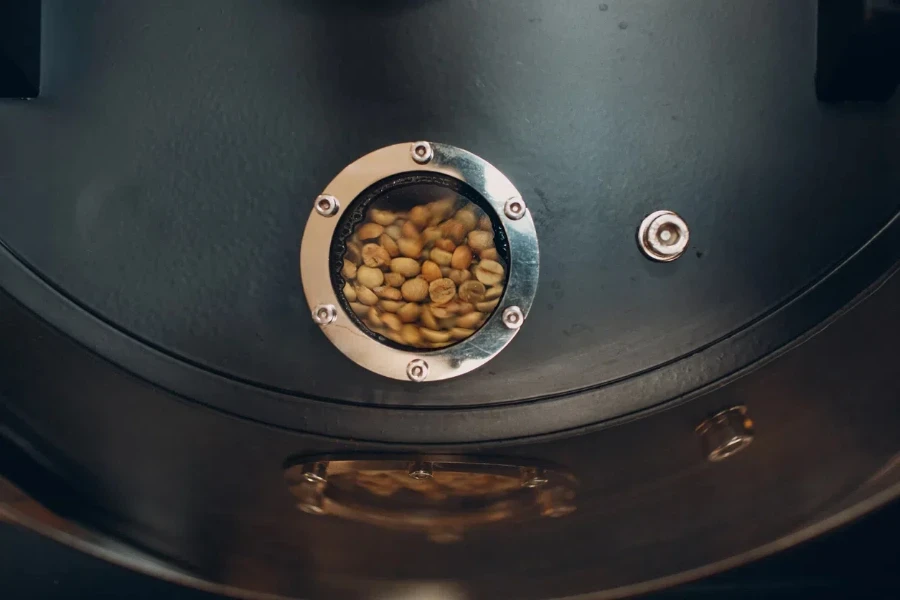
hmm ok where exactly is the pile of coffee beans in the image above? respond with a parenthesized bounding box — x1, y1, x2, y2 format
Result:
(340, 197, 507, 348)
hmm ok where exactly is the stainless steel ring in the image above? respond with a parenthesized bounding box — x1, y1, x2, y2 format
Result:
(299, 142, 540, 381)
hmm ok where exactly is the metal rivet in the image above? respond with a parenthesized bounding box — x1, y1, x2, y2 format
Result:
(521, 467, 549, 488)
(295, 481, 326, 515)
(696, 406, 754, 462)
(406, 358, 429, 382)
(502, 306, 524, 330)
(300, 461, 328, 484)
(504, 197, 527, 220)
(411, 141, 433, 164)
(312, 304, 337, 325)
(637, 210, 690, 262)
(408, 460, 434, 480)
(314, 194, 339, 217)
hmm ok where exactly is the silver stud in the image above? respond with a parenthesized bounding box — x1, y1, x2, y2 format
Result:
(300, 461, 328, 484)
(295, 481, 326, 515)
(408, 460, 434, 480)
(520, 467, 549, 488)
(312, 304, 337, 326)
(411, 141, 433, 164)
(502, 306, 524, 330)
(406, 358, 429, 382)
(314, 195, 339, 217)
(696, 406, 754, 462)
(504, 197, 527, 220)
(637, 210, 690, 262)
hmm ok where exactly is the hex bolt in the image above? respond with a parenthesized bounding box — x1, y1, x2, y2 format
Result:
(504, 197, 527, 220)
(408, 460, 434, 480)
(637, 210, 690, 262)
(520, 467, 549, 488)
(295, 481, 326, 515)
(411, 141, 433, 164)
(314, 195, 340, 217)
(696, 406, 754, 462)
(502, 306, 524, 330)
(406, 358, 429, 382)
(312, 304, 337, 326)
(300, 461, 328, 484)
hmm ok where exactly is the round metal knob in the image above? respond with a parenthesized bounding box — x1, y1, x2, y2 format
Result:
(696, 406, 754, 462)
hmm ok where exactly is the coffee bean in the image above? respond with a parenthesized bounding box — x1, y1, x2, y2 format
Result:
(380, 234, 400, 258)
(421, 260, 442, 282)
(391, 257, 421, 278)
(357, 265, 384, 288)
(458, 280, 486, 303)
(357, 223, 384, 241)
(374, 286, 402, 301)
(474, 260, 504, 286)
(430, 248, 453, 266)
(401, 278, 429, 302)
(384, 272, 405, 288)
(429, 278, 457, 305)
(356, 285, 379, 306)
(451, 245, 473, 270)
(362, 243, 391, 268)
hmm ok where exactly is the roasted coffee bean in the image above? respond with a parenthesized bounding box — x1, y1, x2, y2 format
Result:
(381, 313, 402, 332)
(480, 248, 499, 261)
(343, 282, 357, 302)
(435, 238, 456, 252)
(401, 278, 429, 302)
(380, 234, 400, 258)
(391, 257, 421, 278)
(454, 209, 478, 232)
(384, 272, 405, 288)
(342, 259, 357, 280)
(420, 305, 439, 330)
(429, 278, 457, 305)
(458, 280, 486, 303)
(384, 224, 402, 240)
(421, 260, 442, 282)
(401, 324, 423, 345)
(358, 223, 384, 241)
(474, 260, 504, 286)
(456, 311, 484, 329)
(450, 327, 475, 340)
(476, 299, 500, 312)
(441, 219, 467, 244)
(398, 236, 424, 258)
(362, 243, 391, 268)
(350, 302, 369, 317)
(373, 286, 402, 301)
(451, 245, 473, 270)
(357, 265, 385, 288)
(366, 307, 383, 328)
(379, 300, 404, 313)
(401, 220, 420, 240)
(485, 285, 504, 300)
(467, 230, 493, 252)
(369, 208, 397, 226)
(430, 248, 453, 266)
(397, 302, 421, 323)
(356, 285, 379, 306)
(409, 205, 431, 228)
(448, 269, 471, 286)
(422, 227, 443, 245)
(421, 328, 451, 343)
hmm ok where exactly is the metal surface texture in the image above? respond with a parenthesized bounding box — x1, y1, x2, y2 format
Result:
(300, 142, 539, 381)
(0, 2, 899, 598)
(0, 0, 896, 441)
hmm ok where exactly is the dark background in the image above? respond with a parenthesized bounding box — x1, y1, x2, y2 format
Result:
(3, 499, 900, 599)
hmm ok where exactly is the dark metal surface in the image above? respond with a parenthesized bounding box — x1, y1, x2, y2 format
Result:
(0, 271, 899, 599)
(0, 0, 898, 442)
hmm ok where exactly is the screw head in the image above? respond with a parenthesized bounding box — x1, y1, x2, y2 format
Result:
(295, 481, 326, 515)
(504, 197, 527, 220)
(408, 460, 434, 480)
(406, 358, 429, 382)
(312, 304, 337, 326)
(300, 461, 328, 484)
(521, 467, 549, 488)
(411, 141, 433, 164)
(314, 195, 340, 217)
(502, 306, 524, 330)
(696, 406, 754, 462)
(637, 210, 690, 262)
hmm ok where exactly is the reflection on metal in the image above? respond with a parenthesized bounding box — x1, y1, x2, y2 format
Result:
(637, 210, 690, 262)
(696, 406, 755, 462)
(284, 456, 577, 543)
(299, 142, 540, 381)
